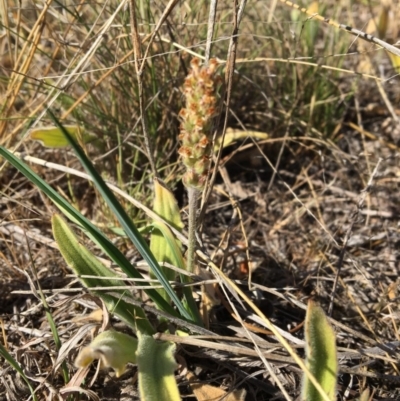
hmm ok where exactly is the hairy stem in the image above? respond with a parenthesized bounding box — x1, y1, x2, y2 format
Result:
(186, 187, 199, 274)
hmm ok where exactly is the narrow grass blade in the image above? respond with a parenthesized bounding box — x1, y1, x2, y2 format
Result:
(34, 274, 70, 382)
(48, 110, 192, 321)
(0, 343, 38, 401)
(24, 227, 70, 382)
(149, 180, 200, 323)
(0, 147, 176, 316)
(52, 214, 155, 334)
(302, 300, 337, 401)
(151, 221, 202, 325)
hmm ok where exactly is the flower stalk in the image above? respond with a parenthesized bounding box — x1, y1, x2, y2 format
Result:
(178, 58, 219, 273)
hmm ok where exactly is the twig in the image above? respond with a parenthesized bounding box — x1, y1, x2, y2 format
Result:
(199, 0, 243, 224)
(279, 0, 400, 58)
(328, 158, 383, 316)
(129, 0, 157, 178)
(204, 0, 218, 64)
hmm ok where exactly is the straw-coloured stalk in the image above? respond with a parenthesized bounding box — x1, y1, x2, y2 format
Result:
(178, 58, 220, 274)
(358, 388, 370, 401)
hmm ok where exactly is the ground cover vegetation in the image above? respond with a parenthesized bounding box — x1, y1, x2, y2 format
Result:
(1, 0, 400, 400)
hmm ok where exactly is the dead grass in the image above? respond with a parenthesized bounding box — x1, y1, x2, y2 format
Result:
(1, 0, 400, 400)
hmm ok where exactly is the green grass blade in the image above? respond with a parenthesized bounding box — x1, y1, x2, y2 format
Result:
(0, 343, 39, 401)
(35, 278, 70, 382)
(24, 231, 70, 383)
(151, 221, 202, 326)
(48, 111, 192, 321)
(0, 147, 176, 316)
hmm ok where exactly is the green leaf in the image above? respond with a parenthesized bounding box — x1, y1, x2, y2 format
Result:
(52, 214, 155, 334)
(150, 180, 184, 301)
(0, 146, 177, 317)
(29, 125, 94, 148)
(75, 330, 138, 377)
(152, 179, 184, 233)
(47, 110, 192, 321)
(136, 332, 181, 401)
(75, 330, 182, 401)
(302, 300, 337, 401)
(150, 221, 181, 300)
(149, 180, 202, 325)
(151, 220, 201, 325)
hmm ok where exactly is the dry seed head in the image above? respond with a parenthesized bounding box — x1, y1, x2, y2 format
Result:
(179, 58, 219, 190)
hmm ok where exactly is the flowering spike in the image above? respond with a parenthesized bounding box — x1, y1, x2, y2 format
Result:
(179, 58, 220, 190)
